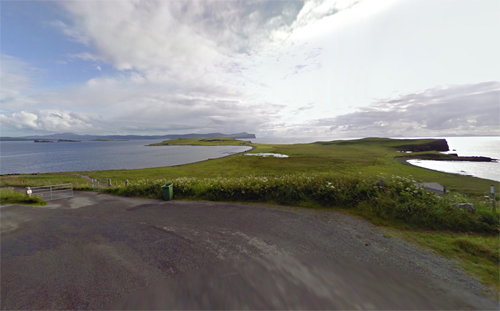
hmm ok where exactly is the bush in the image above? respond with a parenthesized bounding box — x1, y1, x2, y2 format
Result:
(100, 174, 499, 234)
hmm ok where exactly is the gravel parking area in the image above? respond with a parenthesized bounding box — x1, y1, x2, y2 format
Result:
(1, 191, 497, 309)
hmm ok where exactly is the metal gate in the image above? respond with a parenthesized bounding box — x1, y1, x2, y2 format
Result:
(31, 183, 73, 201)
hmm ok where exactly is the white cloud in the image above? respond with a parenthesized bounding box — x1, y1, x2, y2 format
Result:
(0, 110, 98, 133)
(67, 52, 103, 63)
(55, 0, 356, 75)
(3, 0, 498, 138)
(48, 20, 90, 45)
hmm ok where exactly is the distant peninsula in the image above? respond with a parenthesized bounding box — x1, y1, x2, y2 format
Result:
(1, 132, 256, 141)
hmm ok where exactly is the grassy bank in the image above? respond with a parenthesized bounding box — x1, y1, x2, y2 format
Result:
(400, 230, 499, 293)
(0, 187, 46, 205)
(101, 173, 498, 233)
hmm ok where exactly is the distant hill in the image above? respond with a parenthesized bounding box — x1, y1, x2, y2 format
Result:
(10, 132, 256, 141)
(0, 137, 34, 141)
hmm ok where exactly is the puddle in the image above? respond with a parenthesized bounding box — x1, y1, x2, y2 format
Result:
(244, 153, 289, 158)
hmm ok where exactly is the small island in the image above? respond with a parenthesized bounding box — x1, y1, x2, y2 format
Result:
(34, 139, 81, 143)
(149, 137, 253, 146)
(92, 139, 128, 141)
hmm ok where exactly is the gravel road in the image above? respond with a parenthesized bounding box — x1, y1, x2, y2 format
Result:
(1, 191, 497, 309)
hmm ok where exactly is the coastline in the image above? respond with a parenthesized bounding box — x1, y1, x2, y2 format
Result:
(166, 145, 255, 168)
(399, 157, 500, 182)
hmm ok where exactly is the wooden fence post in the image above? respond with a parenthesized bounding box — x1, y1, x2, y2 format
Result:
(491, 185, 496, 211)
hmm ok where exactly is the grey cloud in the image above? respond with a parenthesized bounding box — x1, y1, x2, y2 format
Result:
(294, 102, 315, 115)
(316, 82, 500, 136)
(0, 71, 283, 136)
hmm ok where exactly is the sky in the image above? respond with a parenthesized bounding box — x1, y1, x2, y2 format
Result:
(1, 0, 499, 138)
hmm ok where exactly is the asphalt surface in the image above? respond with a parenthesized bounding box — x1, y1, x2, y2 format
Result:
(1, 191, 498, 310)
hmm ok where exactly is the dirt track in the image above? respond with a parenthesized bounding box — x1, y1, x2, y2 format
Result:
(1, 191, 497, 310)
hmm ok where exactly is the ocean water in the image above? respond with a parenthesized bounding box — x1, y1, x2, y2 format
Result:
(406, 137, 500, 182)
(0, 140, 250, 174)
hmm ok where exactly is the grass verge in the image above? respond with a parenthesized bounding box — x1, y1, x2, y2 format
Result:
(0, 187, 46, 205)
(400, 230, 499, 295)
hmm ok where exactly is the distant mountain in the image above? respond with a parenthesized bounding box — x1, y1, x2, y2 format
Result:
(13, 132, 256, 141)
(0, 137, 34, 141)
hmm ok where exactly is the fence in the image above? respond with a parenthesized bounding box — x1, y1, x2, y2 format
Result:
(31, 183, 73, 201)
(92, 178, 109, 189)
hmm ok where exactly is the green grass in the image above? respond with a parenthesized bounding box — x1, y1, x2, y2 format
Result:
(400, 230, 499, 294)
(86, 138, 498, 197)
(0, 174, 93, 190)
(0, 187, 46, 205)
(101, 173, 499, 233)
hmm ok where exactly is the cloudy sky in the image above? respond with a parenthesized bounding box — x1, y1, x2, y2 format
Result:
(1, 0, 499, 137)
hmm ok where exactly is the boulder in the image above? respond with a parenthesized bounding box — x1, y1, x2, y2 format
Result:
(454, 203, 475, 213)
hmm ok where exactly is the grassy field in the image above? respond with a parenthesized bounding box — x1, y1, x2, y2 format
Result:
(1, 137, 498, 292)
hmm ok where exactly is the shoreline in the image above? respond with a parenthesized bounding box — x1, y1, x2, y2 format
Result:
(398, 157, 500, 182)
(167, 145, 255, 168)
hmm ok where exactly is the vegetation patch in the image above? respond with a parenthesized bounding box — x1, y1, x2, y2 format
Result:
(101, 173, 499, 234)
(0, 187, 46, 205)
(401, 231, 499, 293)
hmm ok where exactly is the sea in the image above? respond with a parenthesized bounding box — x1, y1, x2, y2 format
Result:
(1, 136, 498, 182)
(0, 140, 250, 174)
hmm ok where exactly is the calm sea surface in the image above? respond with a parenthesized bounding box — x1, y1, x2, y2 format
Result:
(1, 136, 498, 182)
(0, 140, 250, 174)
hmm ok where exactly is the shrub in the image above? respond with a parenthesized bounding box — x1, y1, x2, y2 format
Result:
(100, 174, 499, 234)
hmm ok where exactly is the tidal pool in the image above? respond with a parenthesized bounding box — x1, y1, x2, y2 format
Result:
(244, 153, 289, 158)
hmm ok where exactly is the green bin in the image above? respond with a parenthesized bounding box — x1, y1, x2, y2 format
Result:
(161, 183, 173, 201)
